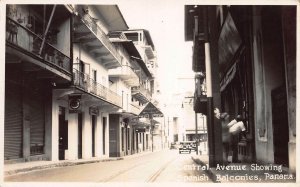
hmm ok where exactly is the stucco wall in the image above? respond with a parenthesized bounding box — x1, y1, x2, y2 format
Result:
(73, 44, 109, 87)
(252, 7, 287, 164)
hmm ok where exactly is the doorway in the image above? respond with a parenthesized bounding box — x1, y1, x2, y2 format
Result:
(102, 117, 106, 155)
(59, 107, 68, 160)
(271, 86, 289, 166)
(92, 115, 96, 157)
(78, 113, 82, 159)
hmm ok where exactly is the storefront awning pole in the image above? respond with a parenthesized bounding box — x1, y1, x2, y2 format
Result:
(39, 5, 57, 55)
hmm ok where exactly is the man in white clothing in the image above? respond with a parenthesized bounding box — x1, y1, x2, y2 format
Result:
(227, 115, 246, 163)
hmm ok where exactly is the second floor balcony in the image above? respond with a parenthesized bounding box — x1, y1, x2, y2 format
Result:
(108, 66, 139, 87)
(129, 103, 140, 116)
(6, 17, 72, 81)
(131, 85, 151, 104)
(73, 68, 122, 107)
(73, 6, 122, 69)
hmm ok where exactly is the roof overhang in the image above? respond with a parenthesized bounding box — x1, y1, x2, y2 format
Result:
(126, 29, 155, 50)
(94, 5, 129, 31)
(110, 109, 137, 118)
(109, 38, 142, 60)
(131, 56, 152, 79)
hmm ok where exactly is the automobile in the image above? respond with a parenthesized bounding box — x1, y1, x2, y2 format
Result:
(170, 142, 179, 150)
(190, 142, 197, 152)
(179, 141, 196, 154)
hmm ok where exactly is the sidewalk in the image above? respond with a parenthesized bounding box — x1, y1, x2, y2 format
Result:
(4, 150, 157, 177)
(191, 154, 296, 183)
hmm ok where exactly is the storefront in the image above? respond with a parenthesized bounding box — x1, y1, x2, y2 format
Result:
(218, 9, 254, 163)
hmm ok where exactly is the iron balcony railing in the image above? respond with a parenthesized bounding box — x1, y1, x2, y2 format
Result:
(109, 65, 138, 78)
(73, 68, 122, 107)
(6, 17, 71, 74)
(77, 11, 122, 65)
(132, 85, 152, 101)
(130, 103, 140, 115)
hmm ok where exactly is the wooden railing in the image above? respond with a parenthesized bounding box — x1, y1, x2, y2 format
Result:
(130, 103, 140, 115)
(6, 17, 71, 74)
(132, 85, 152, 101)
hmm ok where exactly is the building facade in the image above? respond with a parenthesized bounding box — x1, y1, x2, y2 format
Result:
(185, 5, 296, 173)
(5, 4, 73, 162)
(4, 4, 163, 164)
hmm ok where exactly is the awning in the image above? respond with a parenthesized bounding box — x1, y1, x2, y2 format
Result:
(220, 62, 236, 92)
(218, 12, 242, 77)
(139, 102, 163, 118)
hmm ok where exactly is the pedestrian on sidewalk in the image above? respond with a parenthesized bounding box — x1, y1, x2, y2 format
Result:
(227, 115, 246, 163)
(214, 108, 231, 164)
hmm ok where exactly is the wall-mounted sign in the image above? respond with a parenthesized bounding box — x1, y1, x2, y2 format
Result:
(69, 95, 81, 113)
(135, 128, 146, 133)
(139, 114, 149, 118)
(89, 107, 99, 116)
(152, 114, 164, 118)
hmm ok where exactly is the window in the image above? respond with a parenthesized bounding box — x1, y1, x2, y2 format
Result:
(124, 32, 138, 42)
(92, 69, 97, 82)
(79, 61, 84, 73)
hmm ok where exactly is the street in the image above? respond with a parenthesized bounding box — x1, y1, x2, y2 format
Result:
(5, 150, 212, 183)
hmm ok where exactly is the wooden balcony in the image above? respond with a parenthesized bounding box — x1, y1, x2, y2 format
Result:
(129, 103, 141, 116)
(6, 17, 72, 82)
(131, 86, 152, 104)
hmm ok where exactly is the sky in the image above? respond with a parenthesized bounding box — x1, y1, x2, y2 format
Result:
(118, 1, 195, 105)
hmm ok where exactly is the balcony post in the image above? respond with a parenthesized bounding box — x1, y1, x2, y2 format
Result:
(39, 5, 56, 56)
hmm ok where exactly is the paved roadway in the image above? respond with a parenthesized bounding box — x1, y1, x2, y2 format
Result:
(5, 149, 212, 183)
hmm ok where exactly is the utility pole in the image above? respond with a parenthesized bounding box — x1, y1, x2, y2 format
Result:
(195, 112, 198, 155)
(202, 115, 206, 151)
(205, 6, 223, 167)
(168, 116, 170, 148)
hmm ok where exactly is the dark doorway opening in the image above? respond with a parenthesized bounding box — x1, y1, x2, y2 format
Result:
(78, 113, 82, 159)
(92, 115, 96, 157)
(103, 117, 106, 155)
(271, 86, 289, 166)
(59, 107, 68, 160)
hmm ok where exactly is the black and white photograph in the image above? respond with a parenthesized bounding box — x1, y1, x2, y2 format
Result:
(0, 0, 298, 186)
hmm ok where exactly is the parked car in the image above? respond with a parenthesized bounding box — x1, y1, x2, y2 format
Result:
(179, 141, 196, 154)
(170, 142, 179, 150)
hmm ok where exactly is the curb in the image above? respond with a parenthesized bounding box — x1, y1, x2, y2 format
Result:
(5, 157, 124, 177)
(191, 156, 219, 183)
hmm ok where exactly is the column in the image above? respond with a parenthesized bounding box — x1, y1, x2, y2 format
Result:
(50, 94, 59, 161)
(44, 90, 53, 161)
(82, 106, 92, 159)
(67, 112, 78, 160)
(105, 114, 109, 157)
(206, 6, 223, 166)
(95, 113, 102, 157)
